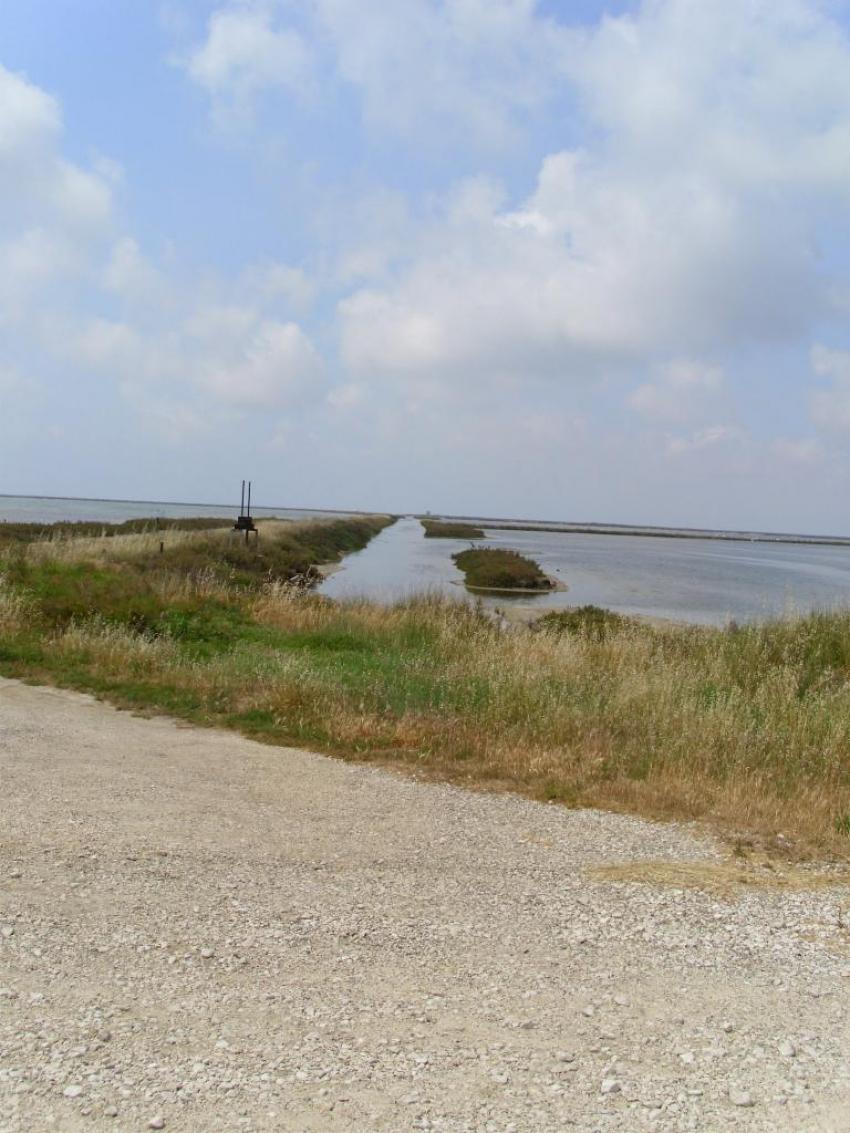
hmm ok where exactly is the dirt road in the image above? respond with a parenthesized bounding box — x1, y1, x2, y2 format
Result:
(1, 677, 848, 1132)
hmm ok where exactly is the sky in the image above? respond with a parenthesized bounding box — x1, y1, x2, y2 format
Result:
(3, 0, 850, 532)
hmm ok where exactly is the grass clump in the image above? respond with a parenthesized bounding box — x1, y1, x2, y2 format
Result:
(421, 519, 485, 539)
(7, 519, 850, 855)
(535, 605, 632, 641)
(453, 546, 553, 591)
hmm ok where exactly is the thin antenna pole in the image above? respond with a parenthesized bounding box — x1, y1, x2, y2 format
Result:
(240, 480, 245, 514)
(247, 481, 252, 518)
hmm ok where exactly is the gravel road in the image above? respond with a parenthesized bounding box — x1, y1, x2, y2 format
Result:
(1, 676, 849, 1132)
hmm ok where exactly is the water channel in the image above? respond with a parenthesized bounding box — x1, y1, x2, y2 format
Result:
(319, 517, 850, 625)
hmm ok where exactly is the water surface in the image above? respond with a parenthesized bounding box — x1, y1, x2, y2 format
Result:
(320, 517, 850, 625)
(8, 496, 850, 625)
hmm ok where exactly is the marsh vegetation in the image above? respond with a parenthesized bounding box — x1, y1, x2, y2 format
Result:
(421, 519, 485, 539)
(3, 519, 850, 854)
(453, 546, 555, 591)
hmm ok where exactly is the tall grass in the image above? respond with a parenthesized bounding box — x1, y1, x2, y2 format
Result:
(3, 520, 850, 853)
(0, 576, 31, 635)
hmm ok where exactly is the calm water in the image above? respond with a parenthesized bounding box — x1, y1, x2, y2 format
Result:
(320, 517, 850, 625)
(0, 494, 355, 525)
(6, 497, 850, 625)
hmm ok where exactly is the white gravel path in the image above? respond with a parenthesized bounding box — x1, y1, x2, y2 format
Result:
(1, 676, 849, 1132)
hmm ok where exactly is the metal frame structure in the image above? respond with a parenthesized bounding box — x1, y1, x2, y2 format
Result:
(233, 480, 258, 542)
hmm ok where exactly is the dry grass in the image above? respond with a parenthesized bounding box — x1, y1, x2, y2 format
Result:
(21, 520, 293, 565)
(588, 859, 850, 897)
(0, 577, 31, 635)
(4, 525, 850, 857)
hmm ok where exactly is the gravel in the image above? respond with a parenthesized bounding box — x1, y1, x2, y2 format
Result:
(1, 676, 849, 1132)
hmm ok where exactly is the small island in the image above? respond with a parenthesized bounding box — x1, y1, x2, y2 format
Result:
(452, 546, 558, 592)
(422, 519, 485, 538)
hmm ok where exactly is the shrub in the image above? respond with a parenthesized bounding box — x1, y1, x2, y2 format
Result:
(422, 520, 485, 539)
(453, 547, 552, 591)
(534, 605, 633, 641)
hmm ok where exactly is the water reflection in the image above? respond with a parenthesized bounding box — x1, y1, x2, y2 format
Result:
(320, 517, 467, 602)
(320, 517, 850, 625)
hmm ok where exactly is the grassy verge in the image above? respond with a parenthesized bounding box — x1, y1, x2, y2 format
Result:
(453, 546, 554, 591)
(0, 516, 235, 544)
(421, 519, 485, 538)
(3, 521, 850, 856)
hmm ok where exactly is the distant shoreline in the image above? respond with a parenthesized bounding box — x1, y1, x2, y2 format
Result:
(3, 494, 849, 546)
(0, 492, 374, 517)
(432, 517, 850, 547)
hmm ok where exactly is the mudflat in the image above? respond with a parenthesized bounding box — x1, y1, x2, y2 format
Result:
(1, 678, 848, 1132)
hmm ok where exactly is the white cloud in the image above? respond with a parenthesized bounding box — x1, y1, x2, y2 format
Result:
(630, 360, 723, 424)
(566, 0, 850, 192)
(0, 65, 113, 233)
(0, 64, 114, 328)
(0, 64, 60, 156)
(667, 424, 746, 454)
(811, 344, 850, 432)
(184, 5, 314, 121)
(337, 0, 850, 396)
(0, 365, 23, 395)
(73, 318, 142, 368)
(239, 261, 316, 311)
(181, 0, 568, 145)
(120, 384, 214, 443)
(12, 0, 850, 528)
(197, 317, 325, 407)
(771, 436, 824, 465)
(0, 229, 77, 322)
(69, 303, 325, 414)
(48, 160, 112, 230)
(812, 343, 850, 384)
(311, 0, 568, 147)
(103, 237, 164, 300)
(326, 382, 366, 410)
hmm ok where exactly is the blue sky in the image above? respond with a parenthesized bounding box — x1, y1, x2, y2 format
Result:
(2, 1, 850, 531)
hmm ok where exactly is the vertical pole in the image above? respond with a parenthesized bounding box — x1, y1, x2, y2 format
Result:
(247, 480, 252, 518)
(241, 480, 245, 515)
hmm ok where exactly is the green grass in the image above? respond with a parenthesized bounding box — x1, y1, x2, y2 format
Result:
(453, 546, 553, 591)
(5, 518, 850, 855)
(421, 519, 485, 538)
(122, 517, 394, 588)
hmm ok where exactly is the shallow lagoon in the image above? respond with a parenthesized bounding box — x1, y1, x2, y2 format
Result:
(6, 496, 850, 626)
(320, 517, 850, 626)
